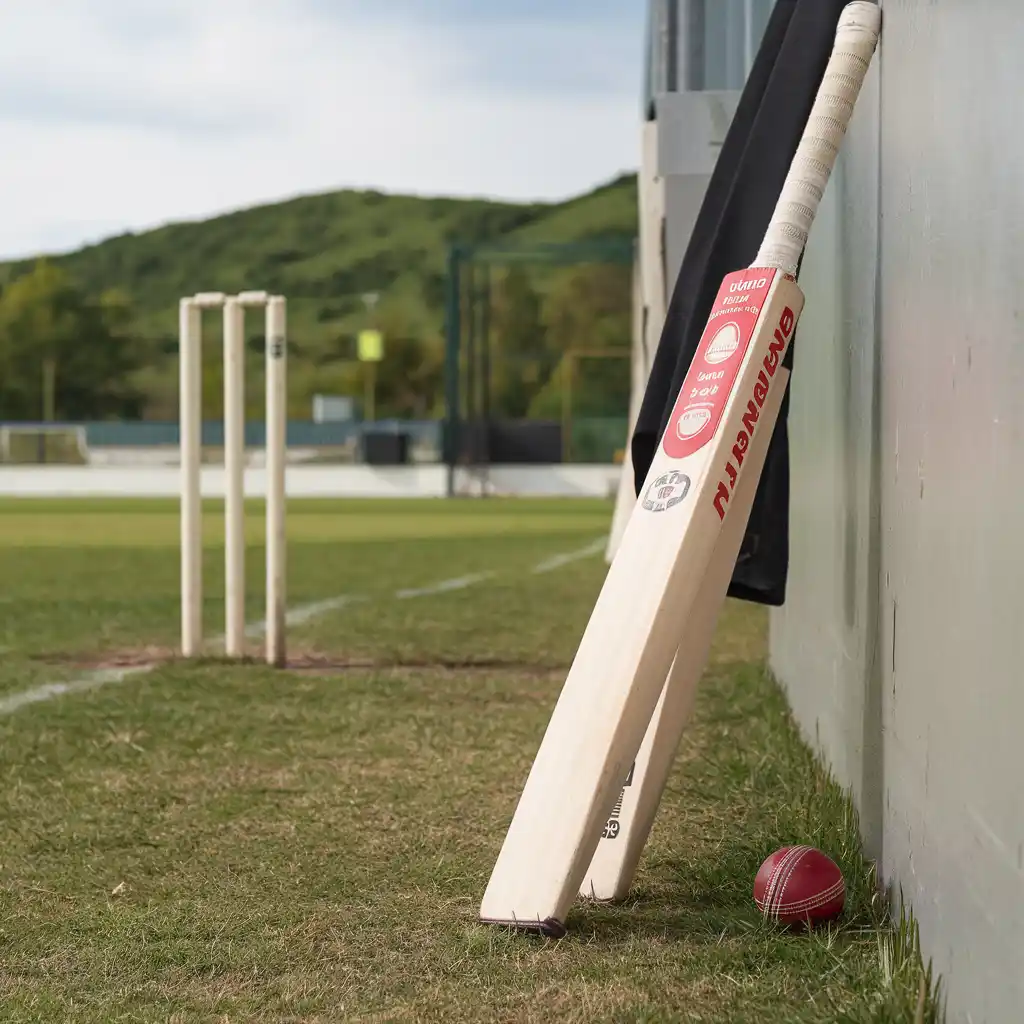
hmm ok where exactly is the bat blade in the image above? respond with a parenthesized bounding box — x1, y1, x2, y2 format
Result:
(580, 349, 789, 903)
(479, 270, 804, 934)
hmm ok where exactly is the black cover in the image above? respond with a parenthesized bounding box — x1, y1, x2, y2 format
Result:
(632, 0, 855, 607)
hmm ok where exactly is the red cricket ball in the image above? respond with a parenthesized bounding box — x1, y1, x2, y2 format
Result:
(753, 845, 846, 926)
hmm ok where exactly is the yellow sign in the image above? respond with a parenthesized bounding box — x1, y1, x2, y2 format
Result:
(358, 329, 384, 362)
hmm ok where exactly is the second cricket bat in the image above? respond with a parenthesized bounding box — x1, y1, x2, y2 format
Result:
(479, 1, 881, 937)
(580, 352, 784, 902)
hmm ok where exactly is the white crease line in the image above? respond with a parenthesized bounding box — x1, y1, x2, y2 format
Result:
(284, 595, 366, 627)
(0, 536, 607, 718)
(241, 595, 365, 638)
(0, 667, 150, 717)
(395, 572, 493, 600)
(531, 536, 608, 574)
(0, 594, 359, 719)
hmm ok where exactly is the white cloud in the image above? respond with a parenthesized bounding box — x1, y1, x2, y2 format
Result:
(0, 0, 641, 258)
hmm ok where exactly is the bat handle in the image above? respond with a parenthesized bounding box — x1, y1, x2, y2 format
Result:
(754, 1, 881, 276)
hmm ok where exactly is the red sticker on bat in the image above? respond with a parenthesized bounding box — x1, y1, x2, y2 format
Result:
(661, 269, 776, 460)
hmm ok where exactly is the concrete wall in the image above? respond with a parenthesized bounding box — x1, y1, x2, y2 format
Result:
(770, 3, 1024, 1021)
(768, 12, 884, 855)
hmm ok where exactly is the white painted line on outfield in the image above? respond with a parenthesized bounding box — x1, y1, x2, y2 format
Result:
(0, 666, 149, 717)
(531, 536, 608, 574)
(395, 572, 494, 600)
(285, 595, 366, 626)
(0, 594, 357, 719)
(0, 536, 607, 718)
(240, 594, 366, 638)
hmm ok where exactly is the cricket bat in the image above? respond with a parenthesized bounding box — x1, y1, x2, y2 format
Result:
(479, 1, 881, 937)
(580, 359, 783, 902)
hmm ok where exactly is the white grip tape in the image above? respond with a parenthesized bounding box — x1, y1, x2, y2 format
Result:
(755, 1, 881, 274)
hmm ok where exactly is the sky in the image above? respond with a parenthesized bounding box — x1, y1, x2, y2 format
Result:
(0, 0, 646, 259)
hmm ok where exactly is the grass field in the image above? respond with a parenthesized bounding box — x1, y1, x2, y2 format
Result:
(0, 498, 941, 1023)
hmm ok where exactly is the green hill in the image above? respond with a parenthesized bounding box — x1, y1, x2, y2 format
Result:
(0, 174, 638, 422)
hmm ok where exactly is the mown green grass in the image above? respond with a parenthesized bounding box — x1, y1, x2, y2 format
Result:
(0, 498, 942, 1022)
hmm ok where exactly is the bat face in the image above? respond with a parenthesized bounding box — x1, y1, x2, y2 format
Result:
(478, 269, 804, 935)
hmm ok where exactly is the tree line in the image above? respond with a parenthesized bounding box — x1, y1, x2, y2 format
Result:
(0, 259, 633, 423)
(0, 261, 144, 421)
